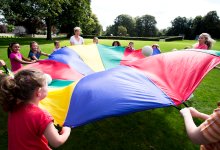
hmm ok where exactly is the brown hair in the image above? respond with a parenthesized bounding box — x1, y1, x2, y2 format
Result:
(112, 41, 121, 46)
(7, 42, 19, 58)
(0, 69, 46, 112)
(54, 40, 60, 46)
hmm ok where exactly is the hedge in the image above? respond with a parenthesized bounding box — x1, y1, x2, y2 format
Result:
(81, 35, 183, 42)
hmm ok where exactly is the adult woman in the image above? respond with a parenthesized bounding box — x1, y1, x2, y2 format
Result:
(70, 27, 84, 45)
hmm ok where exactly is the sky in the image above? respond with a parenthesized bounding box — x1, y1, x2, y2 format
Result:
(91, 0, 220, 31)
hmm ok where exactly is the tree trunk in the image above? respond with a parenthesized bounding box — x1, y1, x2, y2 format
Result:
(46, 17, 52, 40)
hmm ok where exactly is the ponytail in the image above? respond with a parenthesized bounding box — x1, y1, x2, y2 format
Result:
(7, 43, 12, 58)
(0, 74, 17, 111)
(7, 42, 19, 58)
(0, 69, 46, 112)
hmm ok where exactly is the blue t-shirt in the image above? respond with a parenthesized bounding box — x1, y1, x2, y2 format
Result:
(28, 51, 41, 60)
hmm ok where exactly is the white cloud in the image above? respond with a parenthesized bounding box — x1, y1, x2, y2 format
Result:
(91, 0, 220, 30)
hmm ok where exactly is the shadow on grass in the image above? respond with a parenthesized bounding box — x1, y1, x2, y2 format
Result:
(55, 108, 198, 150)
(0, 37, 68, 47)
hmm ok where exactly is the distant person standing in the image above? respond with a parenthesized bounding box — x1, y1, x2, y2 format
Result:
(70, 27, 84, 45)
(193, 33, 215, 50)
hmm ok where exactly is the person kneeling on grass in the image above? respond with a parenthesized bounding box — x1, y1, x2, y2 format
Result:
(180, 106, 220, 150)
(0, 69, 71, 150)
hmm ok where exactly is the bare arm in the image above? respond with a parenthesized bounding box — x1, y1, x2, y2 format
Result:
(40, 51, 50, 57)
(22, 56, 32, 62)
(44, 122, 71, 148)
(14, 56, 36, 64)
(30, 55, 39, 61)
(180, 108, 209, 145)
(0, 60, 6, 67)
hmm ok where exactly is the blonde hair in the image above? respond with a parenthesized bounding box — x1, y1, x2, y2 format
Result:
(199, 33, 215, 49)
(74, 27, 81, 32)
(0, 69, 46, 112)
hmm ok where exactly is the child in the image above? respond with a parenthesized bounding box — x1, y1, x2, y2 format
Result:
(8, 42, 36, 72)
(180, 106, 220, 150)
(193, 33, 215, 50)
(0, 69, 71, 150)
(152, 44, 161, 55)
(125, 42, 135, 52)
(112, 41, 121, 47)
(53, 40, 60, 52)
(28, 41, 50, 60)
(93, 37, 99, 44)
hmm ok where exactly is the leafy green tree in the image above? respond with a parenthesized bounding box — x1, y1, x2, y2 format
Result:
(58, 0, 92, 38)
(191, 16, 203, 38)
(166, 16, 193, 39)
(114, 14, 135, 36)
(82, 14, 103, 35)
(117, 26, 127, 36)
(202, 11, 220, 38)
(0, 0, 65, 40)
(135, 14, 157, 37)
(105, 25, 116, 36)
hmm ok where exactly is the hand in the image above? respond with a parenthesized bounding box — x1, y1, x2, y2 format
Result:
(0, 60, 6, 67)
(188, 107, 201, 118)
(31, 60, 37, 63)
(60, 126, 71, 135)
(180, 108, 191, 118)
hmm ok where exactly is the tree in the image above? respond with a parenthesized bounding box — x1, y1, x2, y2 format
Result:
(166, 16, 193, 39)
(58, 0, 92, 38)
(0, 24, 7, 33)
(117, 26, 127, 36)
(135, 14, 157, 37)
(105, 25, 116, 36)
(114, 14, 135, 36)
(202, 11, 220, 38)
(191, 16, 203, 37)
(82, 13, 103, 35)
(0, 0, 65, 40)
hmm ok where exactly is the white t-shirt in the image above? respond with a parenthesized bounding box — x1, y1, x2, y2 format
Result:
(70, 36, 84, 45)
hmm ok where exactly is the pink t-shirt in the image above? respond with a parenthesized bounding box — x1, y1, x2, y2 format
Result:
(194, 43, 208, 50)
(8, 103, 53, 150)
(9, 52, 23, 72)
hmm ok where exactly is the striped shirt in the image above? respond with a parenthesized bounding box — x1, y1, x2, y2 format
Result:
(200, 107, 220, 150)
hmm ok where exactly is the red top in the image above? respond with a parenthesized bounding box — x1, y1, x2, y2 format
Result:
(8, 103, 53, 150)
(194, 43, 208, 50)
(9, 52, 23, 72)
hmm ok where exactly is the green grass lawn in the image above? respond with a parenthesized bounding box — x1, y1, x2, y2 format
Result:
(0, 37, 220, 150)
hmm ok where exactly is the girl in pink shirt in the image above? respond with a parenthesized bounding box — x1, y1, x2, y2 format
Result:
(0, 69, 71, 150)
(8, 42, 36, 72)
(193, 33, 215, 50)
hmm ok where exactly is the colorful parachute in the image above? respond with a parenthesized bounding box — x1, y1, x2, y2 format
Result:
(23, 44, 220, 127)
